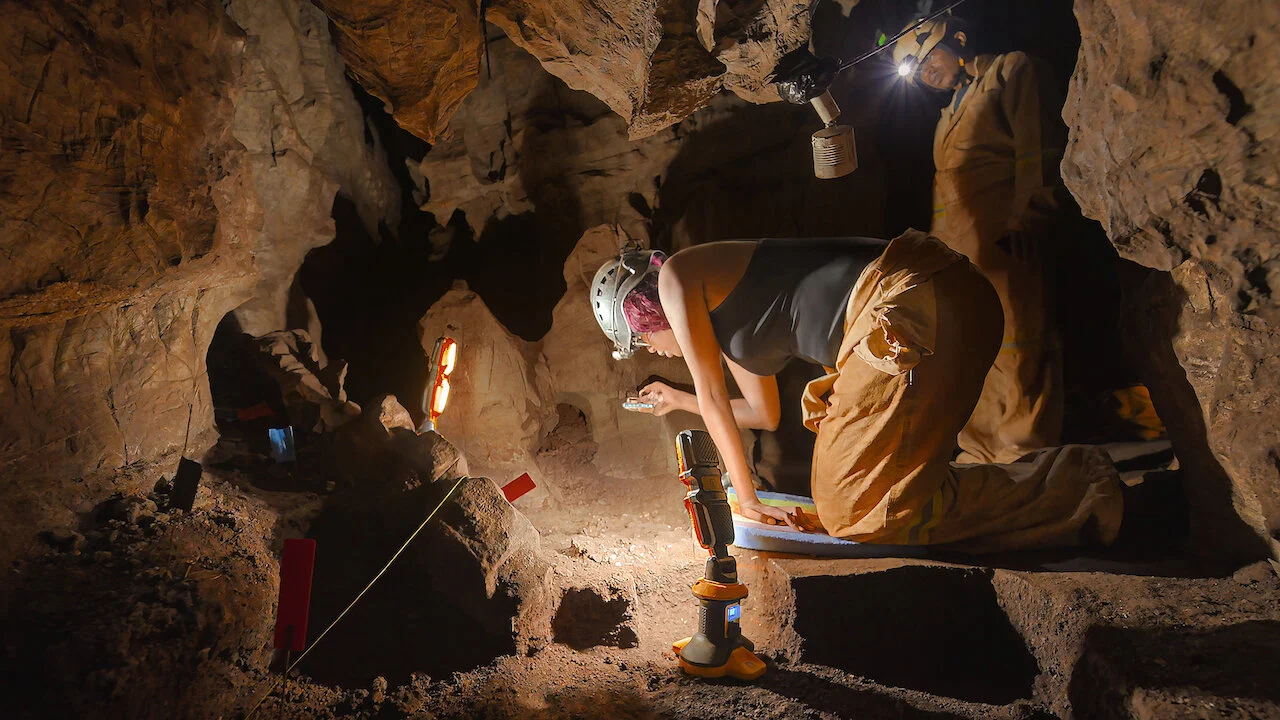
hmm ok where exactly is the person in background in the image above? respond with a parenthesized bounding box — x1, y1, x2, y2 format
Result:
(893, 16, 1068, 464)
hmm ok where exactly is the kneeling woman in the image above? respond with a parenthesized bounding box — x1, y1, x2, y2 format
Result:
(592, 230, 1123, 552)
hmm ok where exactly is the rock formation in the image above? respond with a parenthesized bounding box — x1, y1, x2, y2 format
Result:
(418, 285, 559, 484)
(315, 0, 813, 141)
(0, 0, 402, 575)
(314, 0, 485, 143)
(1063, 0, 1280, 560)
(0, 0, 253, 574)
(223, 0, 400, 335)
(254, 329, 361, 433)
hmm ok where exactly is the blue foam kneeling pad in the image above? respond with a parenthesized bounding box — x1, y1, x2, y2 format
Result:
(724, 486, 929, 559)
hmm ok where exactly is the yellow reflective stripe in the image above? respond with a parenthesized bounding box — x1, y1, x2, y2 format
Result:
(905, 486, 948, 545)
(915, 486, 947, 544)
(932, 206, 947, 217)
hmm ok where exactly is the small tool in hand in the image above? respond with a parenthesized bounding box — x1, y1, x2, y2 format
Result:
(622, 395, 655, 412)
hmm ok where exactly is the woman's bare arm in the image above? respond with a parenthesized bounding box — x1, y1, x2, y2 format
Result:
(658, 255, 806, 529)
(638, 367, 779, 431)
(724, 357, 781, 432)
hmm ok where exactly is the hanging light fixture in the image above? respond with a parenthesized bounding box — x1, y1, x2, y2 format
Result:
(419, 336, 459, 433)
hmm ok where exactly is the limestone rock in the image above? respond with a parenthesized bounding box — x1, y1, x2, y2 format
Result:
(224, 0, 400, 335)
(1064, 0, 1280, 284)
(422, 29, 888, 256)
(419, 33, 675, 242)
(419, 476, 553, 649)
(418, 287, 558, 481)
(487, 0, 725, 140)
(309, 435, 552, 663)
(697, 0, 813, 105)
(326, 394, 470, 491)
(1064, 0, 1280, 559)
(254, 329, 361, 433)
(313, 0, 810, 142)
(485, 0, 813, 137)
(0, 0, 253, 573)
(314, 0, 485, 143)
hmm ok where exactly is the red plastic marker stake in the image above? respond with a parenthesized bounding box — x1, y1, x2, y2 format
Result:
(502, 473, 536, 503)
(274, 538, 316, 652)
(238, 402, 275, 422)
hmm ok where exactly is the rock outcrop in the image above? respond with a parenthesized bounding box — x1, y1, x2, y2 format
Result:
(1064, 0, 1280, 560)
(418, 286, 559, 483)
(314, 0, 485, 143)
(223, 0, 399, 335)
(315, 0, 812, 141)
(0, 0, 253, 573)
(0, 0, 401, 573)
(419, 32, 689, 249)
(254, 329, 361, 433)
(307, 415, 554, 679)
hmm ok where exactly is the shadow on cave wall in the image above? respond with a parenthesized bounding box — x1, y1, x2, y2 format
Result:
(1119, 262, 1272, 566)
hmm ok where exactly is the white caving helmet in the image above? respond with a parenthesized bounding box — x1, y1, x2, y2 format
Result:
(891, 16, 949, 84)
(591, 246, 666, 360)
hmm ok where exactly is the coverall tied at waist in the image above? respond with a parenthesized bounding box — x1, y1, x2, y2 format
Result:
(801, 230, 1123, 553)
(932, 52, 1067, 465)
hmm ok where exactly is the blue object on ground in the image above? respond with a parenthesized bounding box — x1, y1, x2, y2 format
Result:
(269, 426, 296, 463)
(724, 485, 929, 559)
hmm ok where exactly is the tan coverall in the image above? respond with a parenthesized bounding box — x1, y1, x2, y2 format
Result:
(802, 230, 1122, 553)
(932, 52, 1066, 464)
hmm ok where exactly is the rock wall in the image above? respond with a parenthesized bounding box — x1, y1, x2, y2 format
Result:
(223, 0, 399, 335)
(542, 226, 695, 480)
(316, 0, 812, 140)
(0, 0, 253, 573)
(0, 0, 401, 572)
(1063, 0, 1280, 559)
(314, 0, 485, 143)
(418, 286, 559, 485)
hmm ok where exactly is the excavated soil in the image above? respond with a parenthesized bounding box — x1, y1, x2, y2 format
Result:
(4, 427, 1279, 720)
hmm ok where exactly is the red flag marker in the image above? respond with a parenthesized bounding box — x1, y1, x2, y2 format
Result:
(274, 538, 316, 652)
(238, 402, 274, 422)
(502, 472, 536, 503)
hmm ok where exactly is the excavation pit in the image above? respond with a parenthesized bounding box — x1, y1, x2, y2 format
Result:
(784, 563, 1041, 705)
(552, 585, 639, 650)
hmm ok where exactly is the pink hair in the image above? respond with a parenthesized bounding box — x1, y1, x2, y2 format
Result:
(621, 256, 669, 334)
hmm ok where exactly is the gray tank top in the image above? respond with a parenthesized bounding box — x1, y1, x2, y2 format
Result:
(709, 237, 887, 375)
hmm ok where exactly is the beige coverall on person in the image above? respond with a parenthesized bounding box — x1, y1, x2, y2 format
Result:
(932, 52, 1067, 464)
(801, 230, 1122, 553)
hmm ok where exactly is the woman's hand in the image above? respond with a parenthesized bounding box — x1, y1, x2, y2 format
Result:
(638, 381, 689, 417)
(737, 499, 825, 533)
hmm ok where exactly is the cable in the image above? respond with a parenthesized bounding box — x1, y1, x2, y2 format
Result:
(244, 469, 467, 719)
(836, 0, 969, 72)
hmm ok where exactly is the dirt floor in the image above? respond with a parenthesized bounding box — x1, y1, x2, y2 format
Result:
(4, 420, 1279, 720)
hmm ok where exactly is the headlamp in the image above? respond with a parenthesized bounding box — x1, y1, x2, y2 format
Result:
(897, 56, 918, 78)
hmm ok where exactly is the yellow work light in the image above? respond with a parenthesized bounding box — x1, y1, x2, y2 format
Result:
(420, 336, 459, 433)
